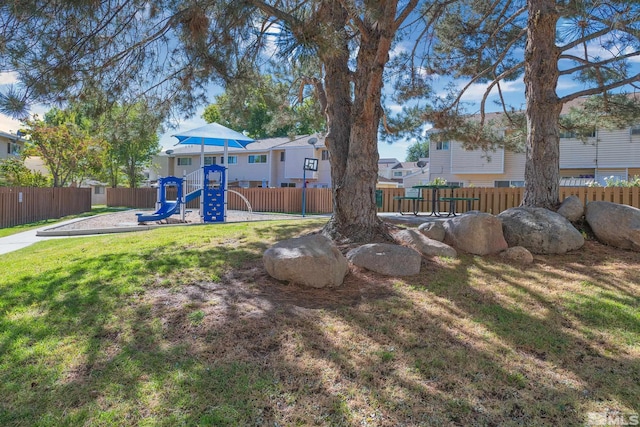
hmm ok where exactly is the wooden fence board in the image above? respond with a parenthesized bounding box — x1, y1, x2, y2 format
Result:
(0, 187, 91, 228)
(104, 186, 640, 217)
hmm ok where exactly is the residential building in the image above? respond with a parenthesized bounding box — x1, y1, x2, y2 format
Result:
(377, 157, 429, 188)
(429, 102, 640, 187)
(151, 135, 331, 188)
(152, 135, 430, 189)
(0, 130, 25, 160)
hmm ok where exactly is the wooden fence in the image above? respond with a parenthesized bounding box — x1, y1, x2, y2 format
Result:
(106, 186, 640, 215)
(0, 187, 91, 228)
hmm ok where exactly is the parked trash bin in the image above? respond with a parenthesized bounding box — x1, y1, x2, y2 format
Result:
(375, 189, 383, 209)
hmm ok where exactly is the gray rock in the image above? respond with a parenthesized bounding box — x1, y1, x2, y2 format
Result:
(443, 212, 508, 255)
(498, 207, 584, 254)
(499, 246, 534, 264)
(417, 221, 446, 242)
(263, 234, 348, 287)
(585, 201, 640, 251)
(346, 243, 422, 276)
(395, 229, 457, 258)
(557, 195, 584, 222)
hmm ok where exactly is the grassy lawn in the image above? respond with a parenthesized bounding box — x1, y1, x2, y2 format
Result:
(0, 219, 638, 426)
(0, 206, 128, 238)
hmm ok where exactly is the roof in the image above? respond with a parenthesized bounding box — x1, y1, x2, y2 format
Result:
(377, 175, 403, 184)
(163, 134, 326, 156)
(379, 158, 400, 164)
(392, 161, 428, 169)
(0, 130, 25, 142)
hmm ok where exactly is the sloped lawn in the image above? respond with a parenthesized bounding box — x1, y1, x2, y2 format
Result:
(0, 219, 638, 426)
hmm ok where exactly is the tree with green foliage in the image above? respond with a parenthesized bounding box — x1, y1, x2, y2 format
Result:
(427, 1, 640, 209)
(0, 156, 49, 187)
(202, 73, 324, 139)
(405, 141, 430, 162)
(96, 102, 162, 188)
(22, 109, 101, 187)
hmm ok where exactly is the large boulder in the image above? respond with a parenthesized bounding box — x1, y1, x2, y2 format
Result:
(263, 234, 348, 287)
(557, 195, 584, 222)
(499, 246, 534, 264)
(417, 221, 446, 242)
(442, 212, 508, 255)
(395, 229, 457, 258)
(585, 201, 640, 251)
(498, 207, 584, 254)
(346, 243, 422, 276)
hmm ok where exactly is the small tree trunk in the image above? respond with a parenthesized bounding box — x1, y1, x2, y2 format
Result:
(522, 0, 562, 209)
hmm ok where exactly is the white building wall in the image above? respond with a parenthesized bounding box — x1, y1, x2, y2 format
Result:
(429, 141, 453, 181)
(429, 124, 640, 187)
(450, 144, 505, 174)
(403, 170, 430, 187)
(228, 153, 271, 184)
(283, 147, 319, 181)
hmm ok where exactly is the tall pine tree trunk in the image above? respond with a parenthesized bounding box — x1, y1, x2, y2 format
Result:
(319, 0, 396, 243)
(522, 0, 562, 209)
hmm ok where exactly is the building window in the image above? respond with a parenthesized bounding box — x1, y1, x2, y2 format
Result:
(226, 156, 237, 165)
(436, 141, 450, 150)
(393, 171, 403, 177)
(631, 125, 640, 136)
(248, 154, 267, 164)
(280, 152, 285, 161)
(204, 156, 216, 166)
(448, 181, 463, 187)
(321, 150, 329, 160)
(177, 157, 192, 166)
(495, 180, 524, 188)
(8, 142, 20, 156)
(94, 186, 105, 194)
(280, 183, 296, 188)
(560, 128, 596, 138)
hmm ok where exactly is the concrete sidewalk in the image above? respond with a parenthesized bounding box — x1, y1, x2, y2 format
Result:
(0, 217, 92, 255)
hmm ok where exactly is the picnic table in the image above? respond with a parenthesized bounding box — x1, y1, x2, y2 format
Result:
(412, 184, 460, 216)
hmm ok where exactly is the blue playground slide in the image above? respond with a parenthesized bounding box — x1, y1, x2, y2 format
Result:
(136, 188, 201, 223)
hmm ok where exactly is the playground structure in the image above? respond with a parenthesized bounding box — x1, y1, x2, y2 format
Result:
(136, 164, 252, 224)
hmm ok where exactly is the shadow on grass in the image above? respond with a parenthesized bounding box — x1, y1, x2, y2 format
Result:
(1, 229, 638, 426)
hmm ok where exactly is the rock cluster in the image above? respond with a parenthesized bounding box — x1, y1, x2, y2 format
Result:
(263, 197, 640, 286)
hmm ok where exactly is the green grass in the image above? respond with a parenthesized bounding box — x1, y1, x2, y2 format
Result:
(0, 206, 128, 238)
(0, 223, 638, 426)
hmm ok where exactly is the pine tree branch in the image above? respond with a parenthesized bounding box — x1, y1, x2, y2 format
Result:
(559, 51, 640, 76)
(394, 0, 419, 32)
(560, 26, 622, 53)
(559, 72, 640, 104)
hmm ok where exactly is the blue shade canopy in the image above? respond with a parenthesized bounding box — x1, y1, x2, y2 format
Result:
(173, 122, 254, 148)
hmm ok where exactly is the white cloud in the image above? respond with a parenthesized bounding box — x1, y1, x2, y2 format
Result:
(0, 72, 19, 86)
(457, 79, 523, 103)
(389, 43, 407, 60)
(387, 104, 403, 113)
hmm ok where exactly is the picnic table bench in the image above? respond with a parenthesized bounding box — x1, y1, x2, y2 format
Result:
(393, 196, 424, 215)
(439, 197, 480, 217)
(393, 187, 424, 215)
